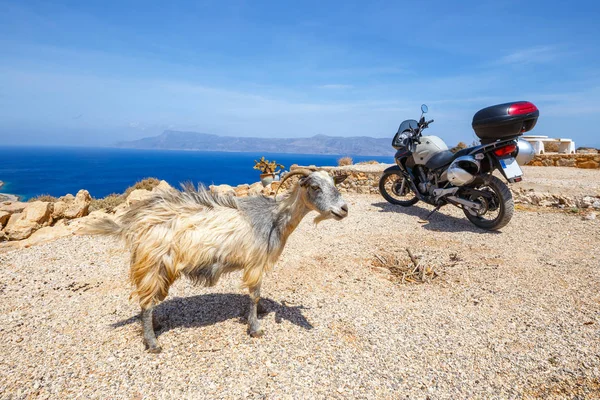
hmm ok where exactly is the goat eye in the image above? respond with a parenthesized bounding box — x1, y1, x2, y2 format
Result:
(311, 185, 320, 191)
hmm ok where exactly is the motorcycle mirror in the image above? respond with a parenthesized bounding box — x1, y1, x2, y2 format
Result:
(421, 104, 428, 114)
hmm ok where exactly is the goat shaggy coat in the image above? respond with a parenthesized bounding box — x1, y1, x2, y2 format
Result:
(86, 170, 348, 352)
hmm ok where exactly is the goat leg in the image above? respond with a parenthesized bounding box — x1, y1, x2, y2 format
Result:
(141, 307, 162, 353)
(248, 284, 264, 337)
(257, 300, 267, 316)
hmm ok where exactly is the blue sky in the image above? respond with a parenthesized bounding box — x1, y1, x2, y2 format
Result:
(1, 0, 599, 147)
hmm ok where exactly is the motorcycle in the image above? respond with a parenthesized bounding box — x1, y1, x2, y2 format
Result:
(379, 102, 539, 230)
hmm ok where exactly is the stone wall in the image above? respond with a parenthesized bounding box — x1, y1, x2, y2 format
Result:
(526, 154, 600, 169)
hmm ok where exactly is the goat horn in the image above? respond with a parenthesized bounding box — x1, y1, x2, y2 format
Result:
(274, 168, 314, 199)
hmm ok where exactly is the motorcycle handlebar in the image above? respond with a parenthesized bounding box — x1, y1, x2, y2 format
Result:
(427, 119, 434, 125)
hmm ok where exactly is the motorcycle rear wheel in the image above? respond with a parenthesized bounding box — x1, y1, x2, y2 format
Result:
(462, 175, 513, 230)
(379, 170, 419, 206)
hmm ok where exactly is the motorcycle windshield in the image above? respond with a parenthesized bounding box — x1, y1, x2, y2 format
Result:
(398, 119, 418, 134)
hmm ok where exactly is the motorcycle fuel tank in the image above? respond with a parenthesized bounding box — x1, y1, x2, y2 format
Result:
(412, 136, 448, 165)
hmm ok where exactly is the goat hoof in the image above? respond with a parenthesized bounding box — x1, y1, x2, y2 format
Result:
(249, 329, 264, 338)
(146, 345, 162, 353)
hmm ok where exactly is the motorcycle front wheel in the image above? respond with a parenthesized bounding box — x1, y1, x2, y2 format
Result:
(462, 175, 514, 230)
(379, 170, 419, 206)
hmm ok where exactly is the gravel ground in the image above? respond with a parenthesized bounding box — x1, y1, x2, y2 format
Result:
(1, 189, 600, 399)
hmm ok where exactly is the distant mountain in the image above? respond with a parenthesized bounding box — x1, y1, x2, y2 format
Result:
(114, 131, 392, 156)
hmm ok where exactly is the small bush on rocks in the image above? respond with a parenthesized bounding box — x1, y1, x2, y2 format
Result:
(356, 160, 380, 165)
(28, 194, 59, 202)
(337, 157, 353, 166)
(123, 178, 161, 197)
(450, 142, 468, 153)
(90, 193, 125, 212)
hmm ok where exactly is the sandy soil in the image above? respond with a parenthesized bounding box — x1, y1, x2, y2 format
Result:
(1, 179, 600, 398)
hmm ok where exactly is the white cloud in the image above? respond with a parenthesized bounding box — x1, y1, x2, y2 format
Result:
(496, 46, 559, 65)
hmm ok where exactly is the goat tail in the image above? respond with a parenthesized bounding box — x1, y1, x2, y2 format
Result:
(81, 216, 123, 236)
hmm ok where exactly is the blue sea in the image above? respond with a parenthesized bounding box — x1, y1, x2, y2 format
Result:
(0, 147, 393, 200)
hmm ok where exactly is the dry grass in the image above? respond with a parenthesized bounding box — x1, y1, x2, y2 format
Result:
(371, 248, 441, 284)
(544, 141, 560, 152)
(89, 193, 125, 212)
(123, 177, 161, 197)
(356, 160, 380, 165)
(450, 142, 468, 153)
(27, 194, 59, 203)
(337, 157, 353, 166)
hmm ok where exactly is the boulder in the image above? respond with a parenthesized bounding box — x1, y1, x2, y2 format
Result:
(126, 189, 153, 206)
(210, 184, 235, 196)
(21, 201, 53, 225)
(234, 184, 250, 197)
(5, 213, 21, 231)
(20, 223, 72, 247)
(0, 211, 9, 228)
(0, 202, 27, 214)
(5, 201, 53, 240)
(153, 180, 175, 193)
(577, 160, 599, 169)
(63, 189, 91, 219)
(248, 182, 263, 196)
(69, 210, 111, 234)
(59, 193, 76, 202)
(52, 201, 69, 219)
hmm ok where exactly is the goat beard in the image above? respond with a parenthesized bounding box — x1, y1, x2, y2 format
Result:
(313, 213, 330, 225)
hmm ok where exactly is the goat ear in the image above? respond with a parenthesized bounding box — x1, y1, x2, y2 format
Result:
(333, 174, 348, 185)
(299, 176, 311, 187)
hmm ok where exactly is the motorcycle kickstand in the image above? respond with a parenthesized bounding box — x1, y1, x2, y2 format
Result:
(426, 203, 443, 220)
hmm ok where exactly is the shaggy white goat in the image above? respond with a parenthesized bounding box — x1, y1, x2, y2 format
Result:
(86, 169, 348, 352)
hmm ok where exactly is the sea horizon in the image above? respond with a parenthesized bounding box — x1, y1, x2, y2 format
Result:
(0, 146, 394, 201)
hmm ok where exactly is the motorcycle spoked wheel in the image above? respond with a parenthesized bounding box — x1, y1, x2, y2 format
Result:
(462, 175, 514, 230)
(379, 170, 419, 206)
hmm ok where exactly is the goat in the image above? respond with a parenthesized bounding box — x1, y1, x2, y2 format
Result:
(85, 169, 348, 352)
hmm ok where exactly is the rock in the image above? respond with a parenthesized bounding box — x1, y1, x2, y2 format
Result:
(234, 185, 250, 198)
(69, 210, 111, 234)
(584, 213, 597, 221)
(5, 213, 21, 231)
(5, 201, 53, 240)
(593, 201, 600, 209)
(125, 189, 153, 206)
(52, 201, 69, 219)
(21, 201, 53, 225)
(577, 160, 599, 169)
(59, 194, 75, 202)
(555, 158, 576, 167)
(261, 184, 275, 197)
(0, 202, 27, 214)
(248, 182, 263, 196)
(20, 223, 72, 247)
(152, 180, 175, 193)
(210, 184, 235, 196)
(62, 190, 91, 219)
(0, 211, 9, 228)
(6, 223, 37, 241)
(113, 203, 129, 216)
